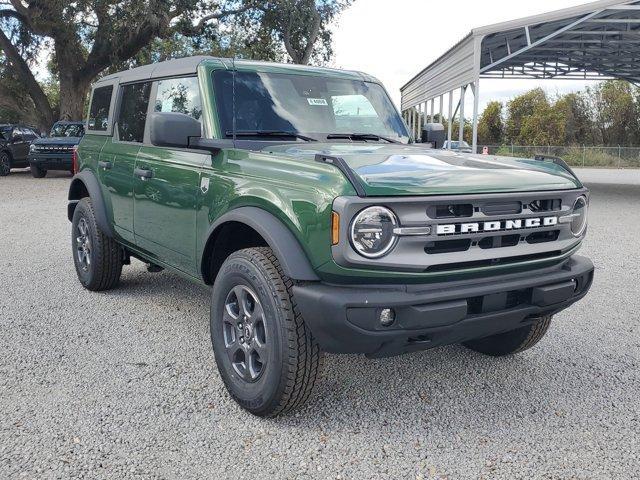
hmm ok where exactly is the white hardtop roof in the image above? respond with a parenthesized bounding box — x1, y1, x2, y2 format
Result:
(95, 56, 379, 85)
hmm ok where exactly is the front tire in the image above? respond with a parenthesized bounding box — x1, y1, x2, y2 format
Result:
(30, 164, 47, 178)
(463, 315, 553, 356)
(210, 247, 323, 417)
(0, 152, 11, 176)
(71, 197, 123, 291)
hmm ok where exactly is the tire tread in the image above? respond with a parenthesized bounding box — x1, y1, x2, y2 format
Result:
(217, 247, 323, 417)
(512, 315, 552, 354)
(74, 197, 122, 291)
(463, 315, 553, 356)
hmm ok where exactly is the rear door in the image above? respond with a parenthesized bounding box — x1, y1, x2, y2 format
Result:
(133, 76, 207, 274)
(99, 82, 151, 244)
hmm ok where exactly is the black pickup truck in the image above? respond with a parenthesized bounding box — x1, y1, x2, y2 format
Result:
(28, 121, 84, 178)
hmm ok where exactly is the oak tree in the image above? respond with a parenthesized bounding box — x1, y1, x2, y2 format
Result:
(0, 0, 351, 129)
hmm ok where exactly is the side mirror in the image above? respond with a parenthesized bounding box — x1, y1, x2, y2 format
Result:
(421, 123, 445, 148)
(149, 112, 202, 148)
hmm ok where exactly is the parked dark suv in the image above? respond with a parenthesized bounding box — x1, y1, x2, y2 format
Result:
(0, 124, 40, 176)
(29, 121, 85, 178)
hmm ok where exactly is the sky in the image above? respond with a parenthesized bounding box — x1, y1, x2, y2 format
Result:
(331, 0, 599, 113)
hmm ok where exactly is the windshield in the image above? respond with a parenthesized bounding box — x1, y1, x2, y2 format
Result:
(50, 123, 85, 137)
(0, 126, 12, 140)
(213, 70, 409, 143)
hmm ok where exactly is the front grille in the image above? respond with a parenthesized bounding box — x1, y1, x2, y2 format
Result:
(425, 238, 471, 254)
(32, 145, 73, 154)
(478, 234, 520, 250)
(529, 199, 561, 212)
(526, 230, 560, 244)
(429, 203, 474, 219)
(333, 189, 586, 273)
(424, 250, 564, 273)
(481, 201, 522, 216)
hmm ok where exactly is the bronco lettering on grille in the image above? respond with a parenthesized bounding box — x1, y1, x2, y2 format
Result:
(436, 216, 558, 235)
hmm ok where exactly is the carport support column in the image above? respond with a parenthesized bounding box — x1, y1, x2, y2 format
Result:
(413, 107, 417, 138)
(409, 107, 413, 137)
(423, 102, 429, 128)
(472, 80, 480, 154)
(447, 91, 453, 149)
(459, 86, 466, 145)
(471, 35, 483, 154)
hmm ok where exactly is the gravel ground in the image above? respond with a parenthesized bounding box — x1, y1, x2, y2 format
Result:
(1, 168, 639, 480)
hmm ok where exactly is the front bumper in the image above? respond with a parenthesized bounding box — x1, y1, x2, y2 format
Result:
(293, 255, 594, 358)
(29, 153, 72, 171)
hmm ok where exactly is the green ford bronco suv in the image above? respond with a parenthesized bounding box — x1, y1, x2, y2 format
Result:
(68, 56, 593, 417)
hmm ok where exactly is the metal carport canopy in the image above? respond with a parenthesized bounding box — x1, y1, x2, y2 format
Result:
(400, 0, 640, 152)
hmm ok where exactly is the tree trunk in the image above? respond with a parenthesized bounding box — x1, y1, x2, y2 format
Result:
(0, 28, 56, 129)
(58, 74, 90, 121)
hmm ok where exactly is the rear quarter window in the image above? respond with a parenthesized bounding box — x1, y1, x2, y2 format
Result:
(88, 86, 114, 132)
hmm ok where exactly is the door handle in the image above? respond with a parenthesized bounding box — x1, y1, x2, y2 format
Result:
(134, 167, 154, 180)
(98, 160, 112, 170)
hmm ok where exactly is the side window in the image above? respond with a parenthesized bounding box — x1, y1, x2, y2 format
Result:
(88, 86, 114, 131)
(154, 77, 202, 120)
(117, 82, 151, 143)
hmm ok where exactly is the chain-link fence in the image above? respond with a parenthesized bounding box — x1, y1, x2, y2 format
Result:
(484, 145, 640, 168)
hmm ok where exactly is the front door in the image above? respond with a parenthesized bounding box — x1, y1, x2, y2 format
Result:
(133, 148, 208, 274)
(132, 75, 207, 275)
(10, 127, 30, 161)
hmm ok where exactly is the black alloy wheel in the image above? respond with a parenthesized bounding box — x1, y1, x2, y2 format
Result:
(210, 247, 323, 417)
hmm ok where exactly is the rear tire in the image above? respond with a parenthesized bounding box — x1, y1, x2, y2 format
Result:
(463, 315, 553, 356)
(71, 197, 123, 291)
(210, 247, 323, 417)
(0, 152, 10, 176)
(31, 164, 47, 178)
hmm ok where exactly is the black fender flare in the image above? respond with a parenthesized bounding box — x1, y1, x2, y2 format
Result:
(67, 169, 114, 237)
(203, 207, 319, 282)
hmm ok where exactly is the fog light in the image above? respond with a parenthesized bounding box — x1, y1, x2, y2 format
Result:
(379, 308, 395, 327)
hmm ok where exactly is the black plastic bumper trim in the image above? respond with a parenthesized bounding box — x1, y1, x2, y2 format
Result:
(29, 154, 73, 170)
(293, 255, 594, 358)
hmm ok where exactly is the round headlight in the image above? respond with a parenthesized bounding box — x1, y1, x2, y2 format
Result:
(570, 196, 588, 237)
(350, 206, 398, 258)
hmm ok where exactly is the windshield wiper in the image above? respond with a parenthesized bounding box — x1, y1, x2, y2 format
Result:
(225, 130, 317, 142)
(326, 133, 400, 144)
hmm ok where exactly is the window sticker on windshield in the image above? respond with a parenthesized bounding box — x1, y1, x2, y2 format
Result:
(307, 98, 328, 106)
